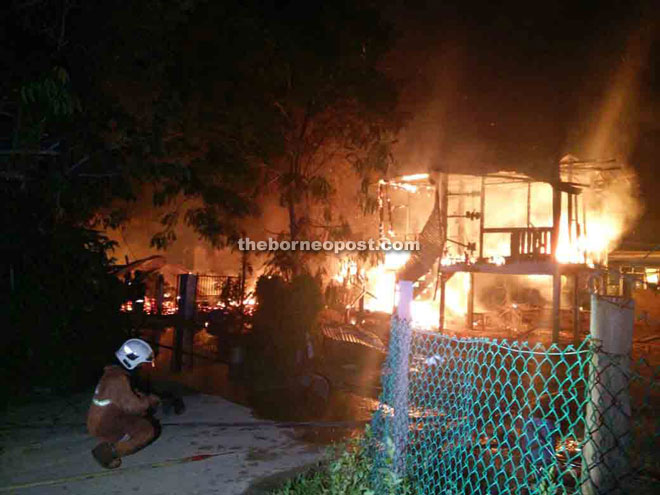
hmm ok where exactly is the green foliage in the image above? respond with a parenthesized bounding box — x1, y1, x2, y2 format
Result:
(248, 273, 323, 386)
(66, 0, 277, 249)
(537, 466, 568, 495)
(258, 1, 402, 274)
(272, 429, 411, 495)
(1, 15, 133, 401)
(1, 224, 130, 403)
(66, 0, 401, 257)
(19, 67, 79, 116)
(0, 0, 401, 401)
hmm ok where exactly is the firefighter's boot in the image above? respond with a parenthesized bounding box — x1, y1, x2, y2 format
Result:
(92, 442, 122, 469)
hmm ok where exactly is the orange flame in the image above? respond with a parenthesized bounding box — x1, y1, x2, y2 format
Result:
(363, 252, 470, 329)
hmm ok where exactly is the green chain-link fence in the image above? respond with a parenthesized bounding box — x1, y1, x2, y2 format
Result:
(370, 318, 659, 494)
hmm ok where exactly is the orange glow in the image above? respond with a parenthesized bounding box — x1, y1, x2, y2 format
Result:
(362, 251, 470, 329)
(364, 264, 397, 313)
(398, 173, 430, 182)
(410, 300, 437, 329)
(478, 179, 633, 267)
(346, 164, 639, 332)
(388, 181, 418, 193)
(489, 255, 506, 266)
(384, 251, 410, 270)
(555, 206, 619, 266)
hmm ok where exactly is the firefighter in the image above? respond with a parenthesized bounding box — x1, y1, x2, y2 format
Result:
(87, 338, 161, 469)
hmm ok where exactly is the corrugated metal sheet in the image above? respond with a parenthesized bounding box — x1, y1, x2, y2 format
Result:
(321, 324, 386, 352)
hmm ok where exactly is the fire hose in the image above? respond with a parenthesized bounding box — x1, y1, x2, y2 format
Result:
(0, 419, 369, 431)
(0, 451, 239, 492)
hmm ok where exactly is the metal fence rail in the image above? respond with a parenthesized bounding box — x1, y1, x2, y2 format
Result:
(195, 275, 241, 311)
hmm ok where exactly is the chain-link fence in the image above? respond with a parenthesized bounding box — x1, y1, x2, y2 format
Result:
(370, 318, 659, 494)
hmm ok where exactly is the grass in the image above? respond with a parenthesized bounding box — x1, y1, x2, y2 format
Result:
(270, 428, 411, 495)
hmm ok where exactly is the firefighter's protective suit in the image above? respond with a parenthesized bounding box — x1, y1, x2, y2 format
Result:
(87, 364, 160, 461)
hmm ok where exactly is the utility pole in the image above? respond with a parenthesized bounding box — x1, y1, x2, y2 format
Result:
(438, 172, 448, 331)
(551, 160, 562, 344)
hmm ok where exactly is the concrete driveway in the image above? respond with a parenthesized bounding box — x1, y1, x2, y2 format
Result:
(0, 392, 325, 495)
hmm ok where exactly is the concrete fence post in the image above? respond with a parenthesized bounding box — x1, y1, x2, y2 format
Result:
(393, 280, 413, 475)
(582, 294, 634, 495)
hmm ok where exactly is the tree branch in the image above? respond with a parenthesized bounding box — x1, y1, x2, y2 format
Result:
(66, 154, 90, 175)
(0, 150, 59, 156)
(77, 172, 120, 178)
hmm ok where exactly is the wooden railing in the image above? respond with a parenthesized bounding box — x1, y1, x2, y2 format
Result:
(482, 227, 554, 261)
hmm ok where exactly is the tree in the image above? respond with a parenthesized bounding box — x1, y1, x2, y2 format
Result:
(63, 0, 278, 249)
(255, 1, 402, 277)
(248, 273, 323, 384)
(0, 4, 136, 399)
(0, 68, 129, 398)
(66, 1, 402, 274)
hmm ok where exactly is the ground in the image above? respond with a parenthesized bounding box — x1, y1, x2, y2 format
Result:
(0, 391, 326, 494)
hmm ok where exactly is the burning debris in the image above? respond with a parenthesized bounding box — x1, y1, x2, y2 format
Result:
(113, 156, 647, 347)
(115, 257, 255, 318)
(331, 158, 645, 342)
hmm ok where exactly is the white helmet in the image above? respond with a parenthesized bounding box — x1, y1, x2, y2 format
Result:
(115, 338, 154, 370)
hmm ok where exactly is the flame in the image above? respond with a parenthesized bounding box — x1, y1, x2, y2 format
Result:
(397, 183, 419, 193)
(398, 173, 430, 182)
(364, 251, 411, 313)
(478, 174, 636, 266)
(411, 300, 437, 329)
(555, 205, 621, 266)
(378, 177, 426, 193)
(334, 258, 360, 284)
(384, 251, 410, 270)
(362, 251, 470, 329)
(383, 181, 418, 193)
(555, 222, 587, 265)
(489, 255, 506, 266)
(446, 272, 470, 316)
(364, 266, 398, 313)
(354, 165, 639, 332)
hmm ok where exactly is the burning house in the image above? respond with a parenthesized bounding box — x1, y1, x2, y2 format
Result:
(347, 156, 645, 344)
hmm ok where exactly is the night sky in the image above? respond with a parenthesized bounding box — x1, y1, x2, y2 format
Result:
(384, 0, 659, 230)
(2, 0, 659, 230)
